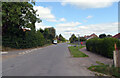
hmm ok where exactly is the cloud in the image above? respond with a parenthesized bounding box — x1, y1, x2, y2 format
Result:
(59, 18, 66, 22)
(86, 15, 93, 19)
(76, 22, 118, 35)
(35, 22, 52, 30)
(56, 22, 118, 39)
(33, 6, 57, 22)
(56, 22, 82, 27)
(55, 22, 82, 39)
(33, 6, 67, 22)
(61, 0, 118, 9)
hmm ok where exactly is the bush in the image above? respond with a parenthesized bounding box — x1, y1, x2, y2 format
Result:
(86, 38, 120, 58)
(2, 31, 46, 49)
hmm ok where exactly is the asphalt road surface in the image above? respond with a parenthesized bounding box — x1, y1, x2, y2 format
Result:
(2, 43, 94, 76)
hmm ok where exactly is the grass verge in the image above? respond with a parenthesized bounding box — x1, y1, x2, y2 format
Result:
(88, 61, 120, 77)
(68, 43, 76, 45)
(68, 46, 88, 57)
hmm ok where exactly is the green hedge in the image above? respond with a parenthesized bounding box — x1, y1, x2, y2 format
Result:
(86, 38, 120, 58)
(2, 31, 47, 49)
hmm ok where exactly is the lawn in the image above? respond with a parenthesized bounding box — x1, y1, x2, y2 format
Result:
(68, 43, 77, 45)
(68, 46, 88, 57)
(88, 61, 120, 77)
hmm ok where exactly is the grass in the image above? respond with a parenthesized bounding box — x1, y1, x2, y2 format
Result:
(80, 46, 86, 49)
(88, 61, 120, 77)
(67, 43, 76, 45)
(68, 43, 82, 46)
(68, 46, 88, 57)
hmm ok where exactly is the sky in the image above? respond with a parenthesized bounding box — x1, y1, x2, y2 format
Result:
(33, 0, 119, 39)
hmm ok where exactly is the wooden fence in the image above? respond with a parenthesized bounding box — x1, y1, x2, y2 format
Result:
(114, 50, 120, 67)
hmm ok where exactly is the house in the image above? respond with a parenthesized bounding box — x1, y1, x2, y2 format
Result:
(113, 33, 120, 39)
(84, 33, 98, 40)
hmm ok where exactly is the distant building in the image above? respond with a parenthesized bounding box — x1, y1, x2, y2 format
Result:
(113, 33, 120, 39)
(84, 33, 98, 40)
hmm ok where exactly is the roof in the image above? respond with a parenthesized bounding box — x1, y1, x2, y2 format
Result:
(84, 33, 98, 40)
(113, 33, 120, 39)
(90, 33, 98, 37)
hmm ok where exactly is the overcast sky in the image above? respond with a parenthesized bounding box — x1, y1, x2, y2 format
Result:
(34, 0, 118, 39)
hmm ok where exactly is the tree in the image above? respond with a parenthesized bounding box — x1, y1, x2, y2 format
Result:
(43, 28, 49, 39)
(2, 2, 41, 36)
(79, 37, 86, 41)
(56, 35, 59, 40)
(39, 28, 44, 33)
(59, 34, 66, 42)
(69, 34, 78, 43)
(99, 34, 106, 38)
(2, 2, 42, 48)
(43, 27, 56, 42)
(107, 34, 112, 37)
(35, 30, 45, 46)
(45, 27, 56, 40)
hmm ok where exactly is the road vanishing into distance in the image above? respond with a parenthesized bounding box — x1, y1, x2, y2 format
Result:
(2, 43, 94, 76)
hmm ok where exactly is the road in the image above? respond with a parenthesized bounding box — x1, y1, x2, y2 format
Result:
(2, 43, 94, 76)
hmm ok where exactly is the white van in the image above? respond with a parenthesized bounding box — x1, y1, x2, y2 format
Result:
(53, 40, 57, 44)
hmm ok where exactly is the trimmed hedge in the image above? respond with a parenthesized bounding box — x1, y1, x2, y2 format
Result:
(86, 38, 120, 58)
(2, 31, 46, 49)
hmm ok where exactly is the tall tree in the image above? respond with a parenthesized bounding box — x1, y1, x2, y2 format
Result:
(107, 34, 112, 37)
(45, 27, 56, 41)
(43, 28, 49, 39)
(99, 34, 106, 38)
(2, 2, 42, 48)
(56, 35, 59, 40)
(69, 34, 78, 43)
(2, 2, 41, 36)
(59, 34, 66, 42)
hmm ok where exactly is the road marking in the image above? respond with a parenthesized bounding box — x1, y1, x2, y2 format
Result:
(1, 52, 8, 54)
(18, 48, 43, 55)
(18, 53, 22, 55)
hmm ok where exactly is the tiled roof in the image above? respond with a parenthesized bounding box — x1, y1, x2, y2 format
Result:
(113, 33, 120, 39)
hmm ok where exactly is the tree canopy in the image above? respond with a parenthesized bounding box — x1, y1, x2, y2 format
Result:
(2, 2, 41, 36)
(58, 34, 66, 42)
(2, 2, 48, 49)
(2, 2, 65, 49)
(99, 34, 106, 38)
(69, 34, 78, 43)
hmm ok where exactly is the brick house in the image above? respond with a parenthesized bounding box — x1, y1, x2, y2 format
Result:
(84, 33, 98, 40)
(113, 33, 120, 39)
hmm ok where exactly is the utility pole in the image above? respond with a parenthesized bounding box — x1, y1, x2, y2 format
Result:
(77, 34, 80, 47)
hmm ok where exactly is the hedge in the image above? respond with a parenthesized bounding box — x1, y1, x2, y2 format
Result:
(86, 38, 120, 58)
(2, 31, 47, 49)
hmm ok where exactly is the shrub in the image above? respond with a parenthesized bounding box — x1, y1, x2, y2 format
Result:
(2, 31, 46, 49)
(86, 38, 120, 58)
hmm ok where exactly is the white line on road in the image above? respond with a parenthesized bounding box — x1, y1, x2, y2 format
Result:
(1, 52, 8, 54)
(18, 48, 43, 55)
